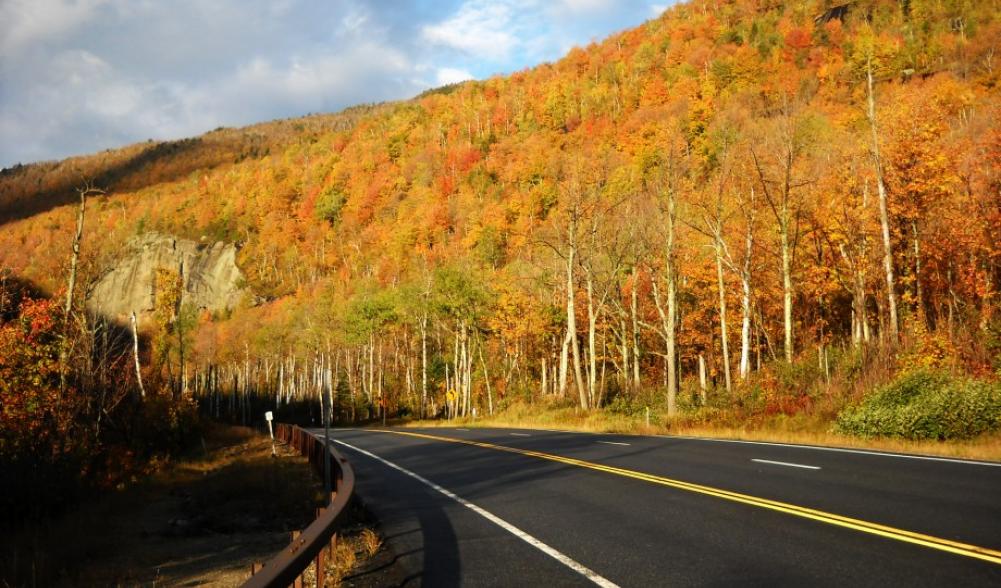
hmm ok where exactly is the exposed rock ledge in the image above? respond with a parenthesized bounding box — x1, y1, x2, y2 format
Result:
(87, 232, 248, 319)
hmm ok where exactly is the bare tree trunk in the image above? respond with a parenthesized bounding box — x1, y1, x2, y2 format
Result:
(541, 355, 548, 396)
(278, 360, 284, 410)
(598, 332, 608, 407)
(558, 327, 570, 397)
(467, 329, 473, 416)
(446, 360, 454, 420)
(912, 220, 924, 322)
(738, 192, 755, 379)
(781, 222, 794, 362)
(60, 187, 92, 394)
(460, 323, 470, 417)
(478, 341, 493, 415)
(699, 354, 707, 405)
(176, 261, 186, 400)
(566, 217, 588, 409)
(868, 59, 899, 341)
(586, 273, 598, 407)
(404, 337, 414, 405)
(619, 316, 629, 387)
(631, 275, 641, 388)
(243, 343, 250, 425)
(377, 341, 385, 420)
(368, 334, 375, 402)
(452, 328, 460, 414)
(857, 268, 871, 344)
(753, 131, 798, 363)
(738, 270, 752, 374)
(345, 351, 356, 420)
(653, 180, 679, 416)
(666, 188, 678, 416)
(131, 310, 146, 399)
(714, 240, 732, 392)
(420, 314, 428, 418)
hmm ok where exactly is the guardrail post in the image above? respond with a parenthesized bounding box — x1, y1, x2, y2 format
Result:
(288, 532, 303, 588)
(315, 546, 325, 587)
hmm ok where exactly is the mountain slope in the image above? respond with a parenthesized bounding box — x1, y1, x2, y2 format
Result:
(1, 0, 999, 423)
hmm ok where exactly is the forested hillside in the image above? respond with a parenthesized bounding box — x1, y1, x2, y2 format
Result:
(2, 0, 1000, 488)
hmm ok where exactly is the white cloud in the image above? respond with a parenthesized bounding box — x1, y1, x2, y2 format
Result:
(49, 48, 112, 82)
(338, 5, 370, 35)
(0, 0, 112, 56)
(650, 3, 669, 17)
(558, 0, 616, 13)
(0, 0, 667, 167)
(0, 0, 426, 166)
(421, 0, 520, 62)
(436, 67, 474, 86)
(215, 41, 416, 115)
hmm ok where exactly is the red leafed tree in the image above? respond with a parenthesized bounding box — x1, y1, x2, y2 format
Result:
(0, 295, 72, 458)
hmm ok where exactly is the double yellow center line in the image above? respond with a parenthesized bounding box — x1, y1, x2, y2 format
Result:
(376, 429, 1001, 566)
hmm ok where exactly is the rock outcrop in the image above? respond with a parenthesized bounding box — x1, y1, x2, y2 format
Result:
(88, 232, 248, 318)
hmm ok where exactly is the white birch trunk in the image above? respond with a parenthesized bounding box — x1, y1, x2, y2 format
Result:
(131, 310, 145, 399)
(714, 239, 732, 392)
(868, 60, 899, 340)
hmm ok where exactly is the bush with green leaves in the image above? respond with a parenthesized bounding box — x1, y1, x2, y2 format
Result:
(835, 369, 1001, 440)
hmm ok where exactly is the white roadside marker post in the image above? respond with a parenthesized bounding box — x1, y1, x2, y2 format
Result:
(265, 411, 275, 457)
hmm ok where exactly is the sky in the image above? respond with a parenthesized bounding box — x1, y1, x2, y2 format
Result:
(0, 0, 671, 169)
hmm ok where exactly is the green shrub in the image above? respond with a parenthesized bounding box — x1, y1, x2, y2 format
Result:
(834, 369, 1001, 440)
(606, 393, 644, 416)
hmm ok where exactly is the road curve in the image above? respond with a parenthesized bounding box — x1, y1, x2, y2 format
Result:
(315, 427, 1001, 586)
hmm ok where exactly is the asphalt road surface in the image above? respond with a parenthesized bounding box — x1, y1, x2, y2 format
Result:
(314, 427, 1001, 586)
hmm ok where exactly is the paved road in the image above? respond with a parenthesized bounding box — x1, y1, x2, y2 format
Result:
(315, 427, 1001, 586)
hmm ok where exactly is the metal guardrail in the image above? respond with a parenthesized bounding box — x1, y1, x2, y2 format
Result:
(243, 424, 355, 588)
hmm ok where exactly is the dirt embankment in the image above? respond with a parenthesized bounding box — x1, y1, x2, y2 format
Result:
(3, 426, 322, 587)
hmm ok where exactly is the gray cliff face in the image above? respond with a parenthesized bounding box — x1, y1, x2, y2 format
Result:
(87, 232, 248, 318)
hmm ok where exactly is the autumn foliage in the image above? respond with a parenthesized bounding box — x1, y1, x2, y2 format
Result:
(1, 0, 1000, 455)
(0, 275, 199, 524)
(0, 294, 72, 460)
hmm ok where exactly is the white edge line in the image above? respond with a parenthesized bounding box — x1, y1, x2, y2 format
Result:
(331, 438, 619, 588)
(456, 428, 470, 431)
(597, 441, 631, 447)
(510, 432, 531, 437)
(666, 435, 1001, 467)
(751, 458, 821, 470)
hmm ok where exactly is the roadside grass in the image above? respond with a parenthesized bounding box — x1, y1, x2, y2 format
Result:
(1, 424, 324, 587)
(401, 403, 1001, 462)
(398, 343, 1001, 462)
(299, 521, 390, 587)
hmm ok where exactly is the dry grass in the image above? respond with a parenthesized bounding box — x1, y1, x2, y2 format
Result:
(299, 525, 385, 588)
(332, 540, 358, 582)
(404, 405, 1001, 462)
(359, 528, 382, 557)
(670, 427, 1001, 461)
